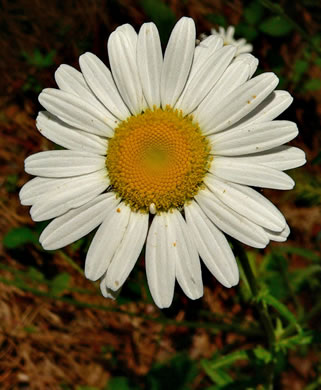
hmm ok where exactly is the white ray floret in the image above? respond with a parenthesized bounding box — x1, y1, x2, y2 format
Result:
(36, 111, 107, 155)
(209, 26, 253, 56)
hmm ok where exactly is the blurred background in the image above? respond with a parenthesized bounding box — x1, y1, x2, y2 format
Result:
(0, 0, 321, 389)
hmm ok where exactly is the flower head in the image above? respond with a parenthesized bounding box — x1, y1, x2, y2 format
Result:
(20, 17, 305, 308)
(206, 25, 253, 56)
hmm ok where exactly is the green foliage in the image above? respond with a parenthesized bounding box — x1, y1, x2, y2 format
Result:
(49, 273, 71, 296)
(22, 75, 43, 93)
(235, 24, 258, 41)
(253, 346, 272, 364)
(140, 0, 176, 42)
(276, 331, 314, 353)
(276, 246, 320, 262)
(3, 227, 38, 249)
(76, 387, 101, 390)
(292, 59, 309, 84)
(23, 325, 38, 334)
(202, 350, 248, 372)
(303, 79, 321, 91)
(146, 354, 197, 390)
(257, 290, 299, 326)
(206, 14, 227, 29)
(106, 377, 136, 390)
(259, 15, 293, 36)
(26, 267, 45, 283)
(292, 171, 321, 205)
(244, 1, 264, 25)
(22, 49, 56, 68)
(5, 174, 19, 192)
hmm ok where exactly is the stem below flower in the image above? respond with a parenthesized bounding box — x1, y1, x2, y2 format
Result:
(232, 239, 276, 390)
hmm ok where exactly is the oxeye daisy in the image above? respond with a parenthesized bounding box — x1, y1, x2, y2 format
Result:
(20, 17, 305, 308)
(206, 25, 253, 56)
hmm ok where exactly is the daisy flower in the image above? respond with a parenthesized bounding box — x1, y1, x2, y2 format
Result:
(207, 25, 253, 56)
(20, 17, 305, 308)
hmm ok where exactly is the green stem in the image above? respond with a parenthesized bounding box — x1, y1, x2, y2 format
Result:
(232, 240, 275, 390)
(58, 251, 84, 276)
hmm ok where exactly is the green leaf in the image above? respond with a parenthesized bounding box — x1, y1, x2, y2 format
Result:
(50, 273, 70, 296)
(259, 16, 293, 36)
(206, 14, 227, 29)
(140, 0, 176, 42)
(315, 57, 321, 67)
(5, 174, 19, 192)
(202, 350, 249, 371)
(291, 265, 321, 290)
(24, 325, 38, 334)
(76, 387, 100, 390)
(304, 79, 321, 91)
(146, 354, 198, 390)
(258, 292, 298, 326)
(3, 227, 38, 249)
(276, 331, 314, 352)
(276, 246, 320, 262)
(311, 151, 321, 165)
(235, 23, 258, 41)
(26, 267, 45, 282)
(253, 346, 272, 363)
(292, 60, 308, 83)
(244, 1, 264, 25)
(106, 376, 136, 390)
(202, 361, 233, 385)
(22, 49, 56, 68)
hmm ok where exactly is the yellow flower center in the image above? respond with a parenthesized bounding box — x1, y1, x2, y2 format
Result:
(106, 107, 211, 213)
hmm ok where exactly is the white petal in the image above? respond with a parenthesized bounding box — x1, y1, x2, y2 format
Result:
(106, 212, 149, 290)
(36, 111, 107, 155)
(54, 64, 112, 115)
(100, 275, 121, 299)
(184, 201, 239, 287)
(108, 27, 145, 115)
(205, 175, 286, 231)
(229, 146, 306, 171)
(137, 23, 163, 108)
(30, 169, 109, 221)
(145, 213, 176, 308)
(40, 193, 120, 250)
(265, 224, 290, 242)
(226, 26, 235, 41)
(25, 150, 105, 177)
(39, 89, 116, 137)
(210, 156, 295, 189)
(160, 17, 196, 107)
(167, 210, 203, 300)
(116, 24, 137, 43)
(85, 203, 131, 281)
(230, 90, 293, 129)
(236, 43, 253, 56)
(194, 57, 251, 122)
(196, 188, 269, 248)
(20, 176, 69, 206)
(192, 36, 223, 75)
(233, 54, 258, 78)
(200, 73, 279, 135)
(79, 52, 130, 120)
(176, 45, 236, 114)
(209, 121, 298, 156)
